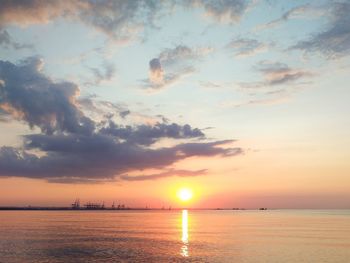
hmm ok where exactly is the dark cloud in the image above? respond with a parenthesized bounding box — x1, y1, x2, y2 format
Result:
(226, 38, 267, 57)
(100, 121, 204, 146)
(291, 2, 350, 58)
(0, 57, 241, 183)
(119, 110, 130, 119)
(156, 114, 170, 123)
(0, 57, 95, 135)
(0, 137, 240, 182)
(120, 169, 207, 181)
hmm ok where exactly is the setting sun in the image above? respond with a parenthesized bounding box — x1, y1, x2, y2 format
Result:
(177, 188, 193, 202)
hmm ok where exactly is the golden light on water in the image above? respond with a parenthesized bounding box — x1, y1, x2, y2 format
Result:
(181, 209, 189, 257)
(177, 188, 193, 202)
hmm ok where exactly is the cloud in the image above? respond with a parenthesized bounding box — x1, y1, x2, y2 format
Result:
(291, 2, 350, 59)
(0, 29, 33, 50)
(86, 62, 116, 86)
(187, 0, 249, 23)
(144, 45, 211, 90)
(237, 61, 313, 90)
(256, 4, 318, 30)
(0, 57, 95, 135)
(226, 38, 267, 57)
(158, 45, 212, 66)
(0, 0, 165, 42)
(216, 61, 313, 108)
(0, 138, 240, 183)
(120, 168, 207, 181)
(0, 57, 242, 183)
(144, 66, 195, 91)
(220, 93, 291, 108)
(255, 61, 312, 86)
(78, 96, 130, 122)
(149, 58, 164, 84)
(0, 1, 250, 44)
(199, 81, 226, 89)
(119, 110, 130, 119)
(0, 1, 76, 26)
(0, 1, 252, 44)
(100, 121, 205, 146)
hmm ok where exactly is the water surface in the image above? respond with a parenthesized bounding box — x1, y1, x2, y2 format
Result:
(0, 210, 349, 262)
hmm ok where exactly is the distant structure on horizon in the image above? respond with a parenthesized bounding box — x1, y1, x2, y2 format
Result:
(71, 199, 128, 210)
(84, 202, 105, 209)
(71, 199, 80, 209)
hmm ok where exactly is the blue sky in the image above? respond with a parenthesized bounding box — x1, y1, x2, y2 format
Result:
(0, 0, 349, 208)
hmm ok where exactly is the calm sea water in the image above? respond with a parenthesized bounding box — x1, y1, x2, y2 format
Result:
(0, 210, 349, 262)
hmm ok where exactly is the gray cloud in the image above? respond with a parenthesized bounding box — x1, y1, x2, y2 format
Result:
(237, 61, 313, 90)
(226, 38, 267, 57)
(0, 0, 165, 42)
(0, 137, 240, 183)
(0, 57, 95, 135)
(220, 93, 291, 108)
(256, 4, 316, 30)
(0, 57, 241, 183)
(78, 96, 130, 122)
(120, 168, 207, 181)
(225, 61, 313, 107)
(186, 0, 249, 23)
(0, 29, 33, 50)
(100, 121, 205, 146)
(145, 45, 211, 90)
(86, 62, 116, 86)
(159, 45, 213, 66)
(255, 61, 312, 86)
(144, 66, 195, 90)
(291, 2, 350, 59)
(0, 0, 251, 43)
(119, 110, 130, 119)
(149, 58, 164, 84)
(159, 45, 200, 66)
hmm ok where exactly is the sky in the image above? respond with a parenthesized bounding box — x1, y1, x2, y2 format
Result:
(0, 0, 349, 209)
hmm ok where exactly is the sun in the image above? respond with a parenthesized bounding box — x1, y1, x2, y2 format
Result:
(177, 188, 193, 202)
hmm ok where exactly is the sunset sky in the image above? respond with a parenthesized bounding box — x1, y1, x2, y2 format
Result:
(0, 0, 349, 209)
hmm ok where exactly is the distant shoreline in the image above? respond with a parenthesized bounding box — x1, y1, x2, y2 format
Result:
(0, 207, 348, 211)
(0, 207, 263, 211)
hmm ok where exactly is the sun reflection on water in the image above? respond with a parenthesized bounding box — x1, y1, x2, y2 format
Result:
(181, 209, 189, 257)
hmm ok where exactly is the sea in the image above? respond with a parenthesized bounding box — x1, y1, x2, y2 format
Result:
(0, 210, 349, 262)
